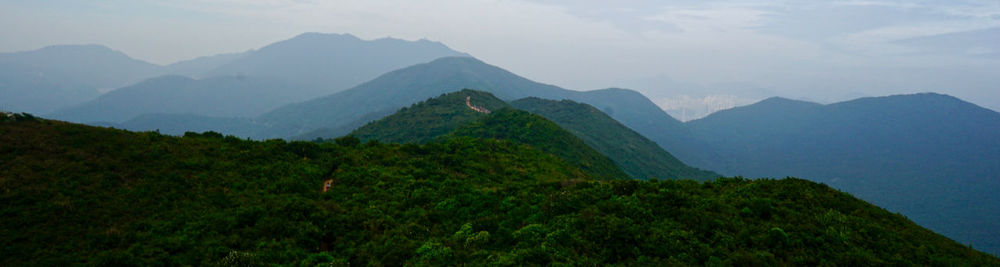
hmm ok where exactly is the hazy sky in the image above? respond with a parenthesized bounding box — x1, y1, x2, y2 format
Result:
(2, 0, 999, 112)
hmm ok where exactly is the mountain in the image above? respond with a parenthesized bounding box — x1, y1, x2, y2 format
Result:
(2, 114, 997, 265)
(351, 90, 629, 179)
(350, 89, 509, 143)
(39, 32, 469, 125)
(511, 97, 718, 181)
(0, 45, 164, 114)
(256, 57, 715, 171)
(203, 32, 469, 95)
(48, 75, 308, 123)
(447, 108, 630, 180)
(687, 93, 1000, 255)
(164, 51, 249, 77)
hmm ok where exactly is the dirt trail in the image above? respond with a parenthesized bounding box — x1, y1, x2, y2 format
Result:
(466, 96, 491, 114)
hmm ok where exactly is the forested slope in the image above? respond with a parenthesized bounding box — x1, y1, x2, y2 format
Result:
(1, 113, 997, 265)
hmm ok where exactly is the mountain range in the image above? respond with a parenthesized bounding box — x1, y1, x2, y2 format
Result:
(510, 97, 717, 181)
(254, 56, 713, 172)
(0, 45, 162, 114)
(1, 32, 467, 122)
(686, 93, 1000, 255)
(6, 33, 999, 255)
(350, 89, 713, 180)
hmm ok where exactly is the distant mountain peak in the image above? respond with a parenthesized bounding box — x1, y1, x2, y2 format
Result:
(757, 96, 816, 105)
(38, 44, 115, 52)
(3, 44, 137, 62)
(289, 32, 362, 42)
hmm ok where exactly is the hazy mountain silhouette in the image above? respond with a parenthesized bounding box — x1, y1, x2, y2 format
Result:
(687, 93, 1000, 255)
(10, 32, 465, 120)
(203, 32, 469, 96)
(48, 75, 307, 123)
(164, 51, 249, 77)
(0, 45, 164, 114)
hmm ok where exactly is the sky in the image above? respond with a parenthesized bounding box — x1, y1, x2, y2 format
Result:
(2, 0, 999, 118)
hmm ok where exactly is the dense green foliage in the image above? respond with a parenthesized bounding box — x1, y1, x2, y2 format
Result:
(447, 108, 630, 180)
(2, 117, 998, 265)
(353, 90, 709, 181)
(512, 97, 718, 181)
(351, 90, 627, 179)
(351, 89, 508, 144)
(687, 93, 1000, 255)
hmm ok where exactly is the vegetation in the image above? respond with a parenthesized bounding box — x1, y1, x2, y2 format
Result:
(353, 90, 628, 179)
(447, 107, 630, 180)
(686, 93, 1000, 255)
(351, 89, 507, 144)
(512, 97, 718, 181)
(3, 115, 998, 265)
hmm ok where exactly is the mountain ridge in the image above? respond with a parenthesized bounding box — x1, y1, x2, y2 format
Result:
(687, 92, 1000, 255)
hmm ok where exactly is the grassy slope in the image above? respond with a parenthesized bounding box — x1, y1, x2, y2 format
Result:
(511, 97, 718, 181)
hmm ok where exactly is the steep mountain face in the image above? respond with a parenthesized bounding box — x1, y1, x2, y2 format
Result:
(257, 57, 715, 171)
(0, 45, 165, 114)
(687, 93, 1000, 255)
(48, 75, 307, 123)
(2, 115, 997, 265)
(350, 90, 629, 180)
(511, 97, 718, 181)
(204, 32, 469, 96)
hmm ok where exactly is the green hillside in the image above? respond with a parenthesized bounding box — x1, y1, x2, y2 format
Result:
(351, 89, 509, 144)
(352, 90, 628, 180)
(686, 93, 1000, 255)
(447, 108, 630, 180)
(2, 114, 998, 265)
(511, 97, 718, 181)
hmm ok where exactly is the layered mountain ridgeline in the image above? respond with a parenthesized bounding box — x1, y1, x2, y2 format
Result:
(0, 45, 164, 114)
(351, 90, 627, 179)
(2, 115, 997, 265)
(203, 32, 469, 94)
(2, 32, 465, 124)
(687, 93, 1000, 255)
(255, 57, 714, 172)
(48, 75, 308, 123)
(511, 97, 718, 181)
(350, 90, 707, 180)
